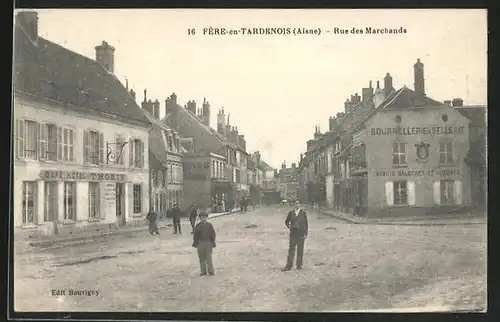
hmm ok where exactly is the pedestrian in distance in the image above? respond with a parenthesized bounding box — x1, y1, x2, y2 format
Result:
(146, 208, 160, 235)
(192, 212, 216, 276)
(189, 204, 198, 234)
(282, 199, 308, 271)
(172, 203, 182, 235)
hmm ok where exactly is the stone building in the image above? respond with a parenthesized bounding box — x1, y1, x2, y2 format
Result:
(13, 11, 151, 236)
(138, 90, 184, 216)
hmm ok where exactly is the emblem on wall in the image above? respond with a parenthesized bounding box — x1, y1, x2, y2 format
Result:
(107, 136, 129, 165)
(415, 142, 431, 162)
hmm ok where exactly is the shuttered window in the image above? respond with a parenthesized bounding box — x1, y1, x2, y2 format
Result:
(392, 143, 407, 166)
(393, 181, 408, 205)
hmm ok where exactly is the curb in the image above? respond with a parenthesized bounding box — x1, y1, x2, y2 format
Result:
(316, 208, 487, 226)
(25, 210, 241, 248)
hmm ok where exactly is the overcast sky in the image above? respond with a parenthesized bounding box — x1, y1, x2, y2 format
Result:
(32, 9, 487, 169)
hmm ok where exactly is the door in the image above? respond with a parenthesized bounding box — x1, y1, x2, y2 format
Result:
(116, 183, 126, 227)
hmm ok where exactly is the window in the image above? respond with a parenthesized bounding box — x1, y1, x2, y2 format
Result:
(128, 139, 144, 168)
(439, 142, 453, 164)
(133, 184, 142, 214)
(392, 143, 407, 166)
(63, 182, 76, 220)
(157, 169, 164, 187)
(62, 128, 75, 161)
(16, 120, 38, 160)
(22, 181, 37, 224)
(84, 130, 102, 165)
(393, 181, 408, 205)
(89, 182, 101, 219)
(44, 182, 58, 222)
(46, 124, 58, 161)
(440, 180, 455, 205)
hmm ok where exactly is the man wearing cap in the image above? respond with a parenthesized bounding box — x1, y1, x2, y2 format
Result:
(172, 203, 182, 235)
(282, 199, 308, 271)
(189, 204, 198, 234)
(192, 212, 216, 276)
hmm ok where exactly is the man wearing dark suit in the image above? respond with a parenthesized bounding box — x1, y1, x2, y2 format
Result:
(172, 204, 182, 235)
(192, 212, 216, 276)
(282, 200, 308, 271)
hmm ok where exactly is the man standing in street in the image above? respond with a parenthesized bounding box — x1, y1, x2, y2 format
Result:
(189, 204, 198, 234)
(282, 199, 308, 271)
(172, 203, 182, 235)
(192, 212, 216, 276)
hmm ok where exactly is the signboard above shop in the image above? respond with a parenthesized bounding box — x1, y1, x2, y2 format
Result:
(39, 170, 126, 182)
(374, 168, 461, 178)
(370, 125, 465, 136)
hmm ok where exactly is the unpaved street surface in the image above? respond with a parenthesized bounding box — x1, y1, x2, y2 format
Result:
(14, 206, 487, 312)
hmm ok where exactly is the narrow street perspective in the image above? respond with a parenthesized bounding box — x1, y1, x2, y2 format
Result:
(14, 205, 486, 312)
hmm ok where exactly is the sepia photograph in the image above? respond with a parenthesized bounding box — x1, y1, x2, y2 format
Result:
(11, 8, 487, 314)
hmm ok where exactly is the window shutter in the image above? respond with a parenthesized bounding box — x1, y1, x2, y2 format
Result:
(385, 181, 394, 206)
(140, 140, 145, 168)
(17, 119, 25, 158)
(454, 180, 463, 205)
(129, 139, 134, 167)
(433, 181, 441, 205)
(99, 132, 104, 164)
(83, 130, 89, 164)
(407, 181, 416, 206)
(70, 129, 75, 161)
(38, 123, 47, 160)
(57, 126, 63, 161)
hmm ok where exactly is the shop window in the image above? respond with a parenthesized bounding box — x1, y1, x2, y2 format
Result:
(22, 181, 37, 224)
(393, 181, 408, 205)
(440, 180, 455, 205)
(63, 182, 76, 220)
(44, 182, 58, 222)
(89, 182, 101, 219)
(133, 184, 142, 214)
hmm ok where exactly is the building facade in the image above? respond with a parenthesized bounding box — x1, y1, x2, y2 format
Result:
(13, 12, 151, 235)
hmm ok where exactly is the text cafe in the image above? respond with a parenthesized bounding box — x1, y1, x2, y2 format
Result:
(368, 166, 470, 215)
(16, 169, 131, 229)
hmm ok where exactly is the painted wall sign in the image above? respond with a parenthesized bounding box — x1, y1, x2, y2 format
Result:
(39, 170, 126, 181)
(374, 168, 461, 177)
(370, 125, 465, 136)
(415, 142, 431, 161)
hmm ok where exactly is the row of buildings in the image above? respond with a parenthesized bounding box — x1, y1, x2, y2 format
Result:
(294, 59, 486, 217)
(12, 11, 279, 236)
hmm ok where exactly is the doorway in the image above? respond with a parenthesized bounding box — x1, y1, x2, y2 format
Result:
(116, 183, 126, 227)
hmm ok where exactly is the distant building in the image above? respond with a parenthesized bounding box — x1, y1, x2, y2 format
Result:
(13, 11, 151, 235)
(139, 91, 184, 216)
(278, 161, 299, 202)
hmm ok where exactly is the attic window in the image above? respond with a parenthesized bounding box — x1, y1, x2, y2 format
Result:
(395, 115, 402, 123)
(442, 114, 448, 122)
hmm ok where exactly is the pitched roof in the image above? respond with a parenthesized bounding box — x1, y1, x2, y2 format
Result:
(13, 24, 150, 127)
(456, 106, 486, 127)
(260, 160, 274, 170)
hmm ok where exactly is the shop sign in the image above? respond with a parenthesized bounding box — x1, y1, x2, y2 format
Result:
(370, 125, 465, 136)
(374, 168, 461, 177)
(39, 170, 126, 181)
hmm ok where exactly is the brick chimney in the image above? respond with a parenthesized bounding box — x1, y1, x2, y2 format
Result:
(414, 58, 425, 96)
(165, 93, 178, 129)
(217, 108, 226, 135)
(443, 100, 452, 106)
(238, 134, 246, 151)
(186, 100, 196, 115)
(452, 98, 464, 107)
(16, 10, 39, 44)
(225, 114, 231, 137)
(329, 116, 336, 131)
(362, 81, 374, 102)
(141, 89, 154, 115)
(153, 99, 160, 118)
(313, 126, 322, 139)
(202, 98, 211, 126)
(129, 89, 136, 100)
(95, 41, 115, 73)
(384, 73, 394, 96)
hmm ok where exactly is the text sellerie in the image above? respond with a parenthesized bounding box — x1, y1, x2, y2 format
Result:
(370, 126, 465, 136)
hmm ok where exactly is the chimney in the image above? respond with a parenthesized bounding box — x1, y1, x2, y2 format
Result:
(232, 127, 239, 145)
(443, 100, 452, 106)
(16, 11, 39, 44)
(384, 73, 393, 96)
(313, 126, 322, 140)
(282, 161, 286, 169)
(141, 89, 154, 115)
(202, 98, 211, 126)
(165, 93, 179, 129)
(329, 116, 336, 131)
(353, 93, 361, 105)
(153, 99, 160, 118)
(307, 139, 314, 150)
(95, 40, 115, 73)
(362, 81, 374, 102)
(225, 114, 231, 137)
(217, 107, 226, 135)
(186, 100, 197, 115)
(414, 58, 425, 96)
(292, 163, 296, 169)
(452, 98, 464, 107)
(238, 134, 246, 151)
(129, 89, 136, 100)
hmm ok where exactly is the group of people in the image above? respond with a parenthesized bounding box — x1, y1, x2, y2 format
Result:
(146, 199, 308, 276)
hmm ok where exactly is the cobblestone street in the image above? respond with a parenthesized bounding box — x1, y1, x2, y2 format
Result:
(14, 206, 487, 312)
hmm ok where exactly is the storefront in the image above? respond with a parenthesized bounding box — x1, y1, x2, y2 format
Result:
(14, 166, 149, 234)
